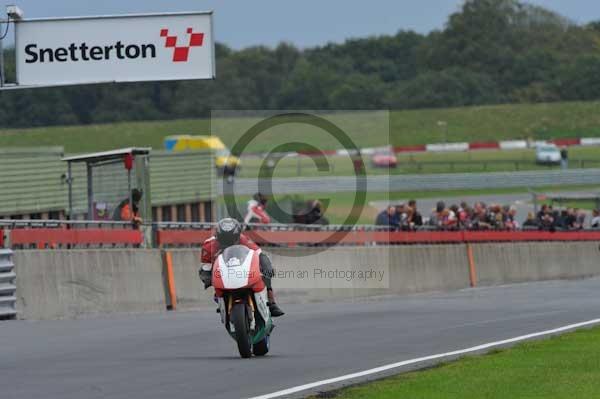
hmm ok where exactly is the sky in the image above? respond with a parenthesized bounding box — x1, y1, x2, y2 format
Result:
(2, 0, 600, 49)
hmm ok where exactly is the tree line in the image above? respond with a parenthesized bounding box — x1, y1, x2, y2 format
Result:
(2, 0, 600, 129)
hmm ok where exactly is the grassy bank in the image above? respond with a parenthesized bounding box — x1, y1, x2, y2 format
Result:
(316, 326, 600, 399)
(2, 101, 600, 153)
(237, 147, 600, 178)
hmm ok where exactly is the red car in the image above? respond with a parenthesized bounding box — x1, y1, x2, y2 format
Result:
(371, 149, 398, 168)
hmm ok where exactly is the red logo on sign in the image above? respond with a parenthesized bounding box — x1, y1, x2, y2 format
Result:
(160, 28, 204, 62)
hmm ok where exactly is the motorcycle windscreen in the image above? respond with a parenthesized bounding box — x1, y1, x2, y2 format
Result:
(222, 245, 251, 263)
(213, 245, 261, 290)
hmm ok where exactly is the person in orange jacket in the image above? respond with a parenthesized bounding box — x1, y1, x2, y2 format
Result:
(114, 189, 143, 227)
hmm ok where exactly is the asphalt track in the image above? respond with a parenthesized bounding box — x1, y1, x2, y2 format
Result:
(2, 278, 600, 399)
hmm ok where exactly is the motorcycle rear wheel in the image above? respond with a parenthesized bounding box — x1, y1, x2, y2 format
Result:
(231, 303, 252, 358)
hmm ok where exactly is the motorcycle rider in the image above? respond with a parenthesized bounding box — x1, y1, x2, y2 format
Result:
(199, 218, 285, 317)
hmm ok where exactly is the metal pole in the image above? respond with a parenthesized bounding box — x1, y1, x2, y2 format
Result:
(67, 162, 73, 220)
(0, 19, 5, 87)
(127, 168, 132, 218)
(87, 163, 94, 220)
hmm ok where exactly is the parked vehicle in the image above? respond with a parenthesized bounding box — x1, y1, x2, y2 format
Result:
(164, 135, 240, 176)
(535, 144, 561, 165)
(371, 148, 398, 168)
(212, 245, 273, 358)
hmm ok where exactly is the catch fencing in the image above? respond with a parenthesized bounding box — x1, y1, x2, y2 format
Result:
(0, 249, 16, 319)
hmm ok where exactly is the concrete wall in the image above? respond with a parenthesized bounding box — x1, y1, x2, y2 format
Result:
(166, 246, 470, 306)
(12, 242, 600, 319)
(473, 242, 600, 286)
(15, 250, 166, 320)
(169, 250, 214, 309)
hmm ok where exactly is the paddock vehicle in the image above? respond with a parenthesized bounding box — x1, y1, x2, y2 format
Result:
(164, 135, 240, 177)
(371, 148, 398, 168)
(212, 245, 273, 358)
(535, 144, 561, 165)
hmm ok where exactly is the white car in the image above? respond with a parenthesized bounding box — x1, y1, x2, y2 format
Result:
(535, 144, 561, 165)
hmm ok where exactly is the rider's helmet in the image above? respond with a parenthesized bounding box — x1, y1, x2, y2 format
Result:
(215, 218, 242, 247)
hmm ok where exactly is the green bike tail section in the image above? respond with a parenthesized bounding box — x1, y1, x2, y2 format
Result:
(251, 318, 273, 345)
(228, 317, 273, 345)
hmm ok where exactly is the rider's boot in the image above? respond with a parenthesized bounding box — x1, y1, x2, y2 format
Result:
(267, 289, 285, 317)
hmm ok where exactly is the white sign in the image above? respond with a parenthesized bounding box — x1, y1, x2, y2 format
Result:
(15, 12, 214, 86)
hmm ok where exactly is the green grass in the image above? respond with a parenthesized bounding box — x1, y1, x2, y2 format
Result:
(224, 185, 600, 225)
(3, 101, 600, 153)
(540, 200, 600, 211)
(316, 326, 600, 399)
(237, 147, 600, 178)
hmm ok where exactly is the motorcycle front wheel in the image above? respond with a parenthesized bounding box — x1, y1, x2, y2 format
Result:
(231, 303, 252, 358)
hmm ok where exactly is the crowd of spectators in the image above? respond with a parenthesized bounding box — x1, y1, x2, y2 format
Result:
(376, 200, 600, 231)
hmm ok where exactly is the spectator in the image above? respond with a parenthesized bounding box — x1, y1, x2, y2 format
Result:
(505, 206, 519, 229)
(392, 204, 407, 229)
(574, 208, 586, 230)
(369, 198, 590, 231)
(404, 206, 415, 230)
(591, 209, 600, 229)
(563, 208, 577, 229)
(113, 188, 143, 228)
(408, 199, 423, 226)
(523, 212, 539, 228)
(470, 202, 491, 230)
(537, 204, 555, 230)
(457, 202, 471, 229)
(445, 205, 459, 229)
(429, 201, 446, 227)
(560, 147, 568, 170)
(244, 193, 271, 224)
(304, 200, 329, 225)
(376, 205, 396, 227)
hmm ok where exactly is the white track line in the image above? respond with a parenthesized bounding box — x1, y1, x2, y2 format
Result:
(249, 318, 600, 399)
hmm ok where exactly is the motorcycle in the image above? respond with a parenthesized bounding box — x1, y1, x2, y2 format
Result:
(212, 245, 273, 358)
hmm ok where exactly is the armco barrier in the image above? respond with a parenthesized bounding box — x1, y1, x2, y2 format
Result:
(0, 249, 17, 319)
(14, 250, 166, 320)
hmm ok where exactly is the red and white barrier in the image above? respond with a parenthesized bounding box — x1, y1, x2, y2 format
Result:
(499, 140, 528, 150)
(239, 136, 600, 159)
(580, 138, 600, 146)
(426, 143, 470, 152)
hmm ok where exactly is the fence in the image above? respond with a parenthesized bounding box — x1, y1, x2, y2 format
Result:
(2, 220, 600, 249)
(401, 159, 600, 173)
(0, 249, 16, 319)
(0, 220, 143, 249)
